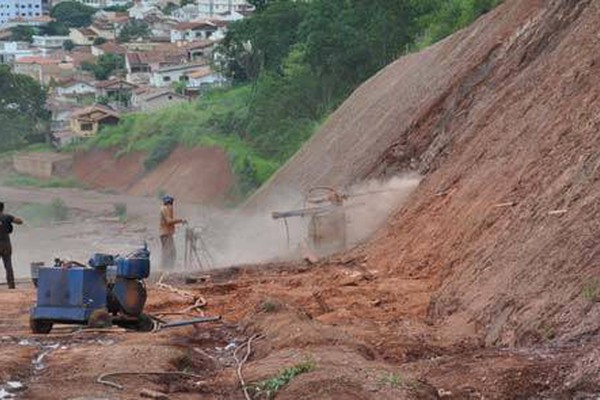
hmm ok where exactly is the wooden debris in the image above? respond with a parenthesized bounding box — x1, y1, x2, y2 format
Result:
(140, 388, 169, 399)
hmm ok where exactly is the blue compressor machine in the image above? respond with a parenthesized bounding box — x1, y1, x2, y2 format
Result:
(30, 245, 153, 334)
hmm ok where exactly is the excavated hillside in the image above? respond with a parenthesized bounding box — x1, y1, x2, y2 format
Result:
(74, 146, 234, 203)
(250, 0, 600, 349)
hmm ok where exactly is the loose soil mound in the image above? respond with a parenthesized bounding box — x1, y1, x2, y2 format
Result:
(74, 146, 234, 203)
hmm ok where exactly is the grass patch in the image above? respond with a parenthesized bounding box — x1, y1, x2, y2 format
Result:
(582, 279, 599, 302)
(75, 85, 284, 198)
(378, 372, 404, 389)
(4, 173, 81, 189)
(252, 359, 316, 399)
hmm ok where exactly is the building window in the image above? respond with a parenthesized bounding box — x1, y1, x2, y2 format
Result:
(81, 123, 93, 131)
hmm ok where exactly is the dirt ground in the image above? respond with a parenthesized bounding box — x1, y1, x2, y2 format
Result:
(0, 260, 597, 400)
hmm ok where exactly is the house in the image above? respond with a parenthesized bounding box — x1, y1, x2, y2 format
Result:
(32, 35, 69, 49)
(69, 28, 99, 46)
(184, 39, 216, 61)
(132, 88, 188, 112)
(70, 104, 120, 137)
(125, 49, 187, 84)
(91, 11, 129, 39)
(128, 3, 163, 20)
(196, 0, 252, 19)
(12, 56, 62, 83)
(185, 66, 226, 94)
(172, 4, 200, 22)
(95, 78, 138, 106)
(150, 61, 207, 87)
(0, 41, 39, 64)
(55, 78, 97, 97)
(91, 41, 126, 56)
(170, 21, 218, 43)
(47, 98, 81, 132)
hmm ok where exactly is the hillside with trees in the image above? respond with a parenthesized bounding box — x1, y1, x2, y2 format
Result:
(85, 0, 502, 197)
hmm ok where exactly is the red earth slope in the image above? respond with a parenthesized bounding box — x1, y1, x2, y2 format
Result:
(249, 0, 600, 347)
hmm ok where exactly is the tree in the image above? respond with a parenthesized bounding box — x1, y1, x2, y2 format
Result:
(103, 3, 132, 12)
(50, 1, 97, 28)
(0, 65, 49, 150)
(10, 25, 35, 42)
(41, 21, 70, 36)
(93, 36, 107, 46)
(161, 2, 178, 15)
(63, 39, 75, 51)
(81, 53, 124, 80)
(117, 20, 151, 43)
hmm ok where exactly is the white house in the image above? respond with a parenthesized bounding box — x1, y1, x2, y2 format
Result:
(0, 41, 39, 63)
(170, 21, 219, 43)
(0, 0, 43, 28)
(185, 66, 226, 93)
(196, 0, 252, 19)
(56, 79, 97, 96)
(128, 3, 163, 20)
(32, 35, 69, 49)
(172, 4, 199, 22)
(150, 61, 207, 87)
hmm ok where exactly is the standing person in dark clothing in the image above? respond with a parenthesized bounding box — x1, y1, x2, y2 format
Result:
(0, 202, 23, 289)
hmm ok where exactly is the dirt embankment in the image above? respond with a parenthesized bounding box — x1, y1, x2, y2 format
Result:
(74, 146, 235, 203)
(248, 0, 600, 349)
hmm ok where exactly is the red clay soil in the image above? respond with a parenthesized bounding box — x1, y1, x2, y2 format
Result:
(247, 0, 600, 350)
(73, 148, 146, 192)
(74, 146, 234, 203)
(128, 146, 235, 203)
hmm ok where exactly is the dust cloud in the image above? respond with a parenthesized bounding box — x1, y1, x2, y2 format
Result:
(200, 174, 421, 267)
(2, 175, 420, 282)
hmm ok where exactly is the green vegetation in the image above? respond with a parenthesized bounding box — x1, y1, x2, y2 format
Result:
(252, 359, 316, 399)
(582, 279, 599, 302)
(86, 86, 279, 195)
(93, 37, 107, 46)
(118, 20, 151, 43)
(4, 173, 81, 189)
(103, 3, 132, 12)
(0, 66, 49, 151)
(63, 39, 75, 51)
(50, 1, 97, 28)
(9, 25, 35, 42)
(81, 53, 125, 80)
(113, 202, 127, 222)
(378, 372, 405, 389)
(83, 0, 501, 197)
(17, 198, 70, 226)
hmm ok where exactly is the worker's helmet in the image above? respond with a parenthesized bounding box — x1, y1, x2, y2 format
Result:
(162, 195, 174, 205)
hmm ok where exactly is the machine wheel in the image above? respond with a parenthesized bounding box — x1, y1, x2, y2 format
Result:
(134, 314, 155, 332)
(87, 309, 113, 329)
(30, 318, 53, 334)
(113, 314, 155, 332)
